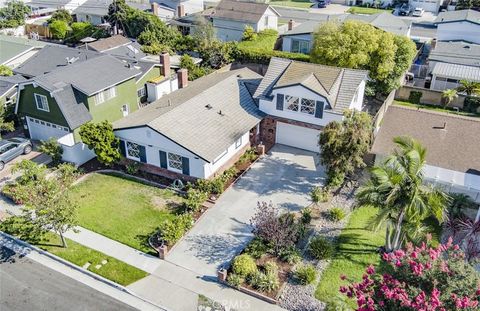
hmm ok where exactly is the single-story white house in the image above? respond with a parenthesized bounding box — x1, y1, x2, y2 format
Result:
(434, 9, 480, 44)
(253, 57, 368, 152)
(372, 105, 480, 210)
(113, 68, 265, 179)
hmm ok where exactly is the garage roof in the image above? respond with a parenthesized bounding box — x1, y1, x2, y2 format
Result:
(432, 62, 480, 82)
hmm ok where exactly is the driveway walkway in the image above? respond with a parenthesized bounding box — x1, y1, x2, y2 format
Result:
(166, 145, 325, 277)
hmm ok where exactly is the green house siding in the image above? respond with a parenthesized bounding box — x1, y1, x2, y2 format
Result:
(136, 66, 162, 103)
(17, 84, 69, 127)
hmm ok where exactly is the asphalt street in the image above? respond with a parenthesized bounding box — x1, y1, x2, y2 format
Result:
(0, 246, 138, 311)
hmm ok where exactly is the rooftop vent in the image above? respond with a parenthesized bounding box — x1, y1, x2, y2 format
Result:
(205, 104, 212, 109)
(218, 110, 224, 116)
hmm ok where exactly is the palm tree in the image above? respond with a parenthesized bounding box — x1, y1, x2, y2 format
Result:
(442, 89, 458, 108)
(456, 80, 480, 96)
(357, 136, 449, 252)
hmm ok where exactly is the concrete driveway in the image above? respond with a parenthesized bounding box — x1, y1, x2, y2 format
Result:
(165, 145, 325, 277)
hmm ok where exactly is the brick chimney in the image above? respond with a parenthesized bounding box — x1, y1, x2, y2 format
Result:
(178, 69, 188, 89)
(151, 2, 159, 16)
(287, 19, 295, 31)
(160, 52, 170, 77)
(177, 4, 185, 17)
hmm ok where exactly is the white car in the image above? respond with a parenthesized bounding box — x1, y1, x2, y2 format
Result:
(412, 8, 424, 17)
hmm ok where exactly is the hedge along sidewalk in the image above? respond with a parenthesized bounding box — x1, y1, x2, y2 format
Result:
(0, 231, 165, 311)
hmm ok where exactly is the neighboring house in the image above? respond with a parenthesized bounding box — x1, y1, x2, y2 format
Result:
(409, 0, 443, 13)
(82, 35, 147, 60)
(210, 0, 280, 41)
(254, 57, 368, 152)
(434, 9, 480, 44)
(151, 0, 204, 20)
(0, 74, 26, 108)
(113, 68, 264, 180)
(0, 35, 46, 68)
(427, 41, 480, 91)
(15, 55, 143, 164)
(282, 13, 411, 54)
(372, 105, 480, 207)
(74, 0, 151, 25)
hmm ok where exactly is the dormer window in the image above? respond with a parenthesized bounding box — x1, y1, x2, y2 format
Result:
(300, 98, 315, 115)
(285, 95, 299, 112)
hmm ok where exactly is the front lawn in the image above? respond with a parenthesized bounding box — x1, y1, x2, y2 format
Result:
(315, 206, 384, 307)
(270, 0, 312, 9)
(347, 6, 392, 14)
(70, 173, 183, 254)
(38, 233, 148, 286)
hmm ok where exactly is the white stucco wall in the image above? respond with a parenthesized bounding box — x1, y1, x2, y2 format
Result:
(155, 0, 204, 15)
(76, 13, 104, 25)
(62, 142, 96, 165)
(146, 77, 178, 102)
(257, 7, 278, 32)
(281, 34, 312, 53)
(409, 0, 440, 13)
(436, 22, 480, 44)
(114, 127, 250, 178)
(430, 74, 461, 91)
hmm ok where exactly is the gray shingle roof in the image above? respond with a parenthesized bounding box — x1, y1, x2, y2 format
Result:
(33, 55, 141, 96)
(114, 68, 265, 162)
(372, 105, 480, 173)
(14, 45, 101, 78)
(435, 9, 480, 25)
(212, 0, 279, 24)
(429, 41, 480, 67)
(282, 12, 411, 37)
(87, 35, 133, 52)
(51, 86, 92, 129)
(254, 57, 368, 113)
(0, 74, 26, 97)
(432, 62, 480, 82)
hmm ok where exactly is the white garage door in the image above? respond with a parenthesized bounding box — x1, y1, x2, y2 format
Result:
(276, 122, 320, 152)
(410, 0, 438, 12)
(26, 117, 69, 141)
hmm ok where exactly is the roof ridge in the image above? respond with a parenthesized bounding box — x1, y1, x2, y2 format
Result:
(332, 69, 346, 108)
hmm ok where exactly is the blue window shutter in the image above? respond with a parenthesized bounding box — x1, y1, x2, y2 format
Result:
(182, 157, 190, 175)
(315, 101, 324, 119)
(139, 145, 147, 163)
(159, 151, 167, 169)
(276, 94, 284, 111)
(119, 140, 126, 157)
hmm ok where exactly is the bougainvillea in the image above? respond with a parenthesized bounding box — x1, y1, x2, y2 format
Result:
(340, 235, 480, 310)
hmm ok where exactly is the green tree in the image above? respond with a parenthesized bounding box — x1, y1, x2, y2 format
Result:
(456, 80, 480, 96)
(69, 22, 95, 42)
(356, 136, 449, 252)
(180, 54, 209, 80)
(242, 25, 257, 41)
(310, 20, 416, 95)
(319, 110, 372, 187)
(442, 89, 458, 108)
(0, 65, 13, 76)
(48, 9, 72, 24)
(0, 1, 31, 28)
(49, 20, 69, 40)
(38, 138, 63, 165)
(79, 121, 120, 165)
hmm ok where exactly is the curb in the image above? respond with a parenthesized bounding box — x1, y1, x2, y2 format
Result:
(0, 231, 169, 311)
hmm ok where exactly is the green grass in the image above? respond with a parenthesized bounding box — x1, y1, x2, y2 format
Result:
(237, 29, 278, 52)
(270, 0, 312, 9)
(347, 6, 392, 14)
(38, 233, 148, 286)
(315, 206, 384, 307)
(394, 100, 480, 118)
(70, 173, 183, 254)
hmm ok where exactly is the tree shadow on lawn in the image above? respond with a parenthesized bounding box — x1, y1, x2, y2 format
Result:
(135, 233, 157, 256)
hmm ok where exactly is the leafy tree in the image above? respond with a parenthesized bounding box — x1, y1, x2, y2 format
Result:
(319, 110, 372, 187)
(311, 20, 416, 94)
(191, 16, 216, 49)
(180, 54, 209, 80)
(0, 105, 14, 138)
(48, 9, 72, 24)
(456, 80, 480, 96)
(0, 1, 31, 28)
(38, 138, 63, 165)
(456, 0, 480, 9)
(79, 121, 120, 165)
(49, 20, 69, 40)
(442, 89, 458, 108)
(242, 25, 257, 41)
(356, 136, 449, 252)
(0, 65, 13, 76)
(68, 22, 98, 43)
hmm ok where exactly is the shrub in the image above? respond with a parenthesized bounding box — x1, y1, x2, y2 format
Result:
(310, 186, 330, 204)
(210, 177, 225, 195)
(125, 161, 140, 175)
(326, 170, 345, 189)
(184, 188, 208, 213)
(242, 25, 257, 41)
(301, 207, 312, 224)
(227, 273, 243, 287)
(232, 254, 257, 277)
(222, 167, 238, 182)
(249, 271, 280, 293)
(195, 178, 213, 194)
(294, 264, 317, 285)
(328, 207, 346, 222)
(244, 237, 270, 259)
(279, 246, 301, 264)
(464, 96, 480, 113)
(264, 261, 278, 275)
(39, 138, 63, 165)
(158, 213, 193, 245)
(238, 148, 257, 164)
(448, 193, 476, 219)
(309, 236, 334, 260)
(49, 20, 69, 39)
(408, 90, 422, 105)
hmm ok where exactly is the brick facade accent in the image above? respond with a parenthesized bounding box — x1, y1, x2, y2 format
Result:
(259, 116, 324, 152)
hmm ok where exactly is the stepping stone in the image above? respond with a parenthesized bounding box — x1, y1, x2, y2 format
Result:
(82, 262, 91, 269)
(95, 264, 102, 269)
(101, 259, 108, 265)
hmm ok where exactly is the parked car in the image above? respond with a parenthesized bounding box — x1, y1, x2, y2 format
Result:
(316, 0, 331, 8)
(412, 7, 424, 16)
(0, 138, 32, 171)
(399, 3, 413, 15)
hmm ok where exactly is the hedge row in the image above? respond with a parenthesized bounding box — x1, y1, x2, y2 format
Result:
(234, 47, 311, 64)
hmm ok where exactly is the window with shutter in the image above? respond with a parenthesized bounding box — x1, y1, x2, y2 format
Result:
(276, 94, 284, 111)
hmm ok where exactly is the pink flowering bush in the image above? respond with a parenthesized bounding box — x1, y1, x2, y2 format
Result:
(340, 235, 480, 310)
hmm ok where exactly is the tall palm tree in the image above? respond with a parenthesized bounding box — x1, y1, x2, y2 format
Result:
(456, 80, 480, 96)
(442, 89, 458, 108)
(357, 136, 449, 252)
